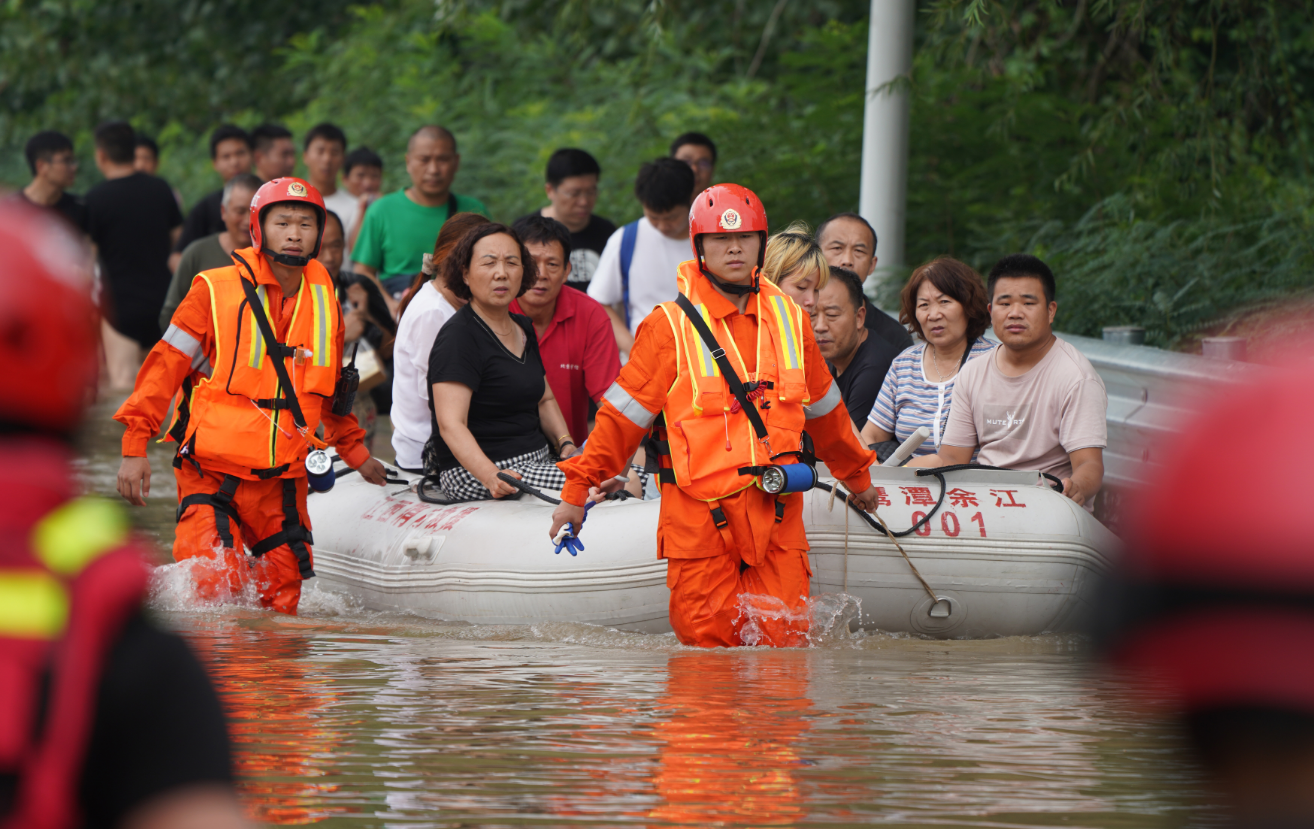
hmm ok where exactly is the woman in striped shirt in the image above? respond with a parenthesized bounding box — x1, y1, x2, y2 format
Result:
(861, 257, 993, 459)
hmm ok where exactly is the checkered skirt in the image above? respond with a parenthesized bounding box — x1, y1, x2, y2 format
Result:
(430, 445, 650, 504)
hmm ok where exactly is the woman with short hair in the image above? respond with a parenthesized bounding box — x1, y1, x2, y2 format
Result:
(761, 221, 829, 315)
(425, 223, 580, 500)
(860, 256, 993, 459)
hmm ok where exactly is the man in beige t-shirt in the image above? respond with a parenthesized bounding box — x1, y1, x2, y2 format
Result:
(912, 254, 1107, 506)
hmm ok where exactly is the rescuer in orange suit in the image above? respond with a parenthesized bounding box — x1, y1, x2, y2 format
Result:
(549, 184, 883, 647)
(115, 177, 387, 615)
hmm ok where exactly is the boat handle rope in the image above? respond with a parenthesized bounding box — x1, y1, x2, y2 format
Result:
(924, 463, 1065, 492)
(818, 479, 948, 612)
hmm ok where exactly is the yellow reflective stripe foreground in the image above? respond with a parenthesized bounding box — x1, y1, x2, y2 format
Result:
(0, 571, 69, 638)
(33, 497, 130, 575)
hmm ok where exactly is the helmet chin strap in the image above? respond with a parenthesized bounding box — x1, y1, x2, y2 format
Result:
(700, 262, 759, 295)
(696, 235, 763, 295)
(265, 248, 312, 268)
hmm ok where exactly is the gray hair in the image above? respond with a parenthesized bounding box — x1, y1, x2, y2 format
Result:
(222, 173, 263, 209)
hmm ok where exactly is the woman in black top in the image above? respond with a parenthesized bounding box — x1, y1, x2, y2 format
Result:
(426, 223, 580, 500)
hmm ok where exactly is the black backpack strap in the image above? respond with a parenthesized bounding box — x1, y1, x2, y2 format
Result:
(673, 293, 769, 442)
(230, 252, 308, 432)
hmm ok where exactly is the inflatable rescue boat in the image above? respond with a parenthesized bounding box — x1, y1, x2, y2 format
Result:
(306, 464, 1117, 638)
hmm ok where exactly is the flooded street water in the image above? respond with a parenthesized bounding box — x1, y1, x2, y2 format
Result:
(80, 397, 1215, 827)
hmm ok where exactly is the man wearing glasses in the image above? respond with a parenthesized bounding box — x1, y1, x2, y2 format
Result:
(14, 131, 86, 232)
(671, 132, 717, 194)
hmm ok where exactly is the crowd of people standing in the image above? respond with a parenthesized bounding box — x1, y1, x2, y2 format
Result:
(12, 117, 1108, 511)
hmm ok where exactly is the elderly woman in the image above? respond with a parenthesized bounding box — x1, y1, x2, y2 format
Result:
(860, 256, 994, 459)
(423, 223, 581, 500)
(761, 221, 830, 315)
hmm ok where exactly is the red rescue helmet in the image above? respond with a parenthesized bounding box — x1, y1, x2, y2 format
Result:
(1104, 354, 1314, 714)
(248, 177, 326, 267)
(0, 203, 98, 434)
(688, 184, 768, 261)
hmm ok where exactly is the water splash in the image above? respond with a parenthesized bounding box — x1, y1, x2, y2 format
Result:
(737, 591, 863, 648)
(148, 555, 264, 613)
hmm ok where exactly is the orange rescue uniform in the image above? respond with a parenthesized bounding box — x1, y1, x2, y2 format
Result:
(559, 262, 874, 647)
(115, 247, 370, 614)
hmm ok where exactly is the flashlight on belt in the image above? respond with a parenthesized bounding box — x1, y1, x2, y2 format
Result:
(759, 462, 818, 494)
(305, 449, 335, 493)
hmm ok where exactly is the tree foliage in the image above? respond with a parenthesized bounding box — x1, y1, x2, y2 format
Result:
(3, 0, 1312, 345)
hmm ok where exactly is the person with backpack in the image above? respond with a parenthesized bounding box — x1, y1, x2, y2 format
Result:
(587, 158, 694, 357)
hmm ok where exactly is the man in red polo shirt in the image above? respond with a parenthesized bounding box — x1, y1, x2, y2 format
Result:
(510, 214, 619, 446)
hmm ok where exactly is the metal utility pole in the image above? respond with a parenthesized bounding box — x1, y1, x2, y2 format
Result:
(859, 0, 915, 272)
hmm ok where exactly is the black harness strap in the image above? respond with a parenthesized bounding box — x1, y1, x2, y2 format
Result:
(774, 500, 785, 523)
(250, 478, 315, 579)
(656, 469, 676, 486)
(250, 463, 291, 480)
(674, 293, 769, 443)
(176, 473, 242, 549)
(230, 251, 309, 433)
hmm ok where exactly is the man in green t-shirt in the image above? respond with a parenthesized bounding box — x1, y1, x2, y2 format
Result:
(353, 125, 487, 309)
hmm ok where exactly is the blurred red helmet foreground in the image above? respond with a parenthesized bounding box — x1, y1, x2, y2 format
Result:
(0, 203, 97, 433)
(1103, 346, 1314, 713)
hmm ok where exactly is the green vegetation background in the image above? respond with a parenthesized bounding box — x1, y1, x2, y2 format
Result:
(3, 0, 1311, 346)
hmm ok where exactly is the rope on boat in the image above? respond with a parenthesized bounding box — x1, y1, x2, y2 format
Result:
(821, 480, 942, 608)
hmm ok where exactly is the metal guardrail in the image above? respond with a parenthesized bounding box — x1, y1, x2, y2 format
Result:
(1057, 332, 1252, 490)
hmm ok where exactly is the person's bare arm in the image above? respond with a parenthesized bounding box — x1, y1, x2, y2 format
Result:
(120, 783, 249, 829)
(859, 421, 893, 446)
(170, 225, 183, 248)
(603, 304, 634, 354)
(432, 381, 517, 497)
(1061, 447, 1104, 506)
(906, 444, 974, 469)
(537, 383, 579, 459)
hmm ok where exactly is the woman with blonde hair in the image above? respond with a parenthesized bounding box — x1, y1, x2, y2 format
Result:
(762, 221, 829, 315)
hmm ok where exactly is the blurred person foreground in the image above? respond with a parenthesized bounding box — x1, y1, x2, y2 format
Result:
(1099, 341, 1314, 827)
(0, 202, 245, 829)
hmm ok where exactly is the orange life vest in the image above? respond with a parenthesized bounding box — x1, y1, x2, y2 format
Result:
(178, 249, 340, 479)
(653, 262, 811, 502)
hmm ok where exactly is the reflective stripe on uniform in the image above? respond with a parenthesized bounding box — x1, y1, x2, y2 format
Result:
(766, 295, 803, 371)
(0, 571, 68, 638)
(248, 285, 270, 368)
(311, 282, 331, 367)
(162, 324, 201, 359)
(689, 305, 721, 379)
(603, 383, 658, 429)
(803, 381, 843, 419)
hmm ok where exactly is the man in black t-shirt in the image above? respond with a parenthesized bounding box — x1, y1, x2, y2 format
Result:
(170, 124, 254, 272)
(85, 121, 183, 389)
(814, 266, 902, 428)
(516, 148, 616, 287)
(12, 130, 86, 232)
